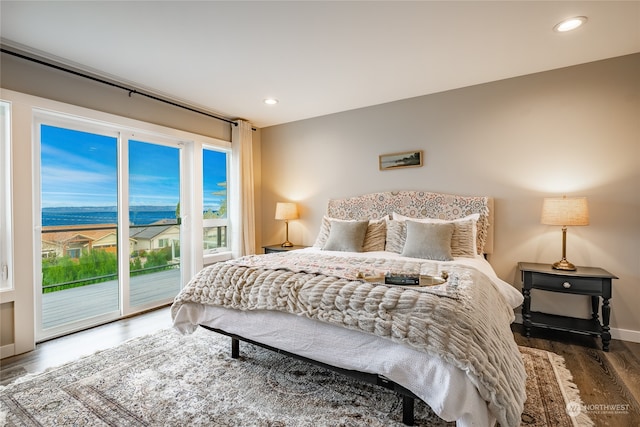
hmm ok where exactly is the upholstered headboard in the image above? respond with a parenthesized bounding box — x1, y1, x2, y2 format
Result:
(326, 191, 494, 254)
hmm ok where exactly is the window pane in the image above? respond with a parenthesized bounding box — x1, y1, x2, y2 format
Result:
(0, 101, 11, 291)
(40, 124, 119, 330)
(128, 140, 182, 307)
(129, 140, 181, 226)
(203, 148, 228, 251)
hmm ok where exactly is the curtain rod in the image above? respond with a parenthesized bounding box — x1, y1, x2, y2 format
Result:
(1, 47, 243, 128)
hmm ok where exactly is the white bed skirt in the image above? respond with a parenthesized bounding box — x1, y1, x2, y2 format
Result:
(173, 302, 496, 427)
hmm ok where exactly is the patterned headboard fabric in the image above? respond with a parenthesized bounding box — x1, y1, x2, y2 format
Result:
(327, 191, 494, 254)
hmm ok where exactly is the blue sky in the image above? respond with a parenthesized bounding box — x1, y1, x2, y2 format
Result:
(129, 139, 180, 207)
(41, 125, 227, 210)
(203, 148, 227, 211)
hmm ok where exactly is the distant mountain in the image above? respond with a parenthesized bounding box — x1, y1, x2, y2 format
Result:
(42, 205, 176, 212)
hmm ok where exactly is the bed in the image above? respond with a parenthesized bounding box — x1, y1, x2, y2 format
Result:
(171, 191, 526, 427)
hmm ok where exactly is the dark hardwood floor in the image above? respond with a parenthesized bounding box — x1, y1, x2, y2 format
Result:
(512, 324, 640, 427)
(2, 308, 639, 425)
(0, 306, 173, 385)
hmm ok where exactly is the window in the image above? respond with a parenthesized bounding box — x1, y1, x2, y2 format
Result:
(0, 89, 233, 351)
(0, 101, 12, 291)
(37, 122, 121, 336)
(202, 147, 229, 255)
(33, 110, 227, 340)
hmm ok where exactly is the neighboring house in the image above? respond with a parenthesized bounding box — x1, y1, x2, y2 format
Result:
(41, 224, 123, 259)
(41, 222, 177, 259)
(129, 220, 180, 255)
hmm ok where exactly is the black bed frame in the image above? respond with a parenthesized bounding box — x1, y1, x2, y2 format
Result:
(199, 324, 419, 425)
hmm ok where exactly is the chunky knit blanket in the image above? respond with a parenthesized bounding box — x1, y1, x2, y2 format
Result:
(172, 252, 526, 426)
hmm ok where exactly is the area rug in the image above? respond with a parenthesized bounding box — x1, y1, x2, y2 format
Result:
(0, 328, 592, 426)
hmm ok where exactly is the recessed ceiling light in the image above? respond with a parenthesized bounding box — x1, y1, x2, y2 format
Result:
(264, 98, 279, 105)
(554, 16, 587, 33)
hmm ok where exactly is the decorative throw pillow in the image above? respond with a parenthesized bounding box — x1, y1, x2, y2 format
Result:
(392, 212, 479, 258)
(312, 216, 333, 247)
(313, 216, 386, 252)
(362, 220, 386, 252)
(322, 220, 369, 252)
(385, 220, 406, 253)
(401, 221, 454, 261)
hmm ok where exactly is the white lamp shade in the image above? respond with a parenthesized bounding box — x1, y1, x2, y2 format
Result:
(541, 197, 589, 226)
(275, 202, 299, 220)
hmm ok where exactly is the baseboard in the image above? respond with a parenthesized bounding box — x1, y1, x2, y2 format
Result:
(512, 313, 640, 344)
(610, 327, 640, 344)
(1, 343, 15, 359)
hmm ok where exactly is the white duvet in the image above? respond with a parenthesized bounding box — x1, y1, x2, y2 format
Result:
(172, 248, 524, 427)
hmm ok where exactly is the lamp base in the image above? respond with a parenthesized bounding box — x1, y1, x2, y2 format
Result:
(552, 258, 577, 271)
(280, 220, 293, 247)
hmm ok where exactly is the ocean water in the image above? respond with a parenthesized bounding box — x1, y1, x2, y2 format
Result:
(42, 206, 178, 227)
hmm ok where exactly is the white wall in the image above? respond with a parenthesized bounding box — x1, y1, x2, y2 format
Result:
(260, 54, 640, 341)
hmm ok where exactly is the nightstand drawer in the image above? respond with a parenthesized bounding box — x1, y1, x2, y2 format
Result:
(530, 273, 601, 294)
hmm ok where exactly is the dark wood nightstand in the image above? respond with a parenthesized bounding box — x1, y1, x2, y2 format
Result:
(262, 244, 307, 254)
(519, 262, 618, 351)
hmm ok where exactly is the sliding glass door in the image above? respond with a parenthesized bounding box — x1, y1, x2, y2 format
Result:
(128, 139, 182, 309)
(39, 124, 120, 334)
(37, 118, 185, 340)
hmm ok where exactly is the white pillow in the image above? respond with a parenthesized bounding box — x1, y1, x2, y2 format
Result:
(391, 212, 480, 258)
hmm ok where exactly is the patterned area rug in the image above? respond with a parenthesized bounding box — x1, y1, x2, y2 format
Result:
(0, 328, 592, 426)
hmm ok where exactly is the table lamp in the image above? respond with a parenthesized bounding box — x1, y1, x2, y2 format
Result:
(541, 196, 589, 270)
(275, 202, 299, 247)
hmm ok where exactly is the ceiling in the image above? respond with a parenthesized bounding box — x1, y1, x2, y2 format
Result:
(1, 1, 639, 128)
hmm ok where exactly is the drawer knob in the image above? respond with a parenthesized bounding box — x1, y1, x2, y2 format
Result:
(563, 281, 572, 289)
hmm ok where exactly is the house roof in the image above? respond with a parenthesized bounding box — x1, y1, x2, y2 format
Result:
(129, 225, 176, 241)
(42, 224, 117, 245)
(130, 220, 180, 240)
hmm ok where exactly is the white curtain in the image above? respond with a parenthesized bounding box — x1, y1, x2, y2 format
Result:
(230, 120, 256, 257)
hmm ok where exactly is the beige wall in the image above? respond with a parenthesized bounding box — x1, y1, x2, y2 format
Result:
(260, 54, 640, 340)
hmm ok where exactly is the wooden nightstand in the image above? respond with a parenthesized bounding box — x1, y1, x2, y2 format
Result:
(262, 244, 307, 254)
(519, 262, 618, 351)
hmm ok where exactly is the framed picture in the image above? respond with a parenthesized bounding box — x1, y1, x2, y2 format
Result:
(379, 150, 423, 171)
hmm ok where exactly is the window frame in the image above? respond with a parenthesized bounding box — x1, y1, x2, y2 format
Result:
(0, 101, 13, 293)
(32, 106, 232, 340)
(1, 88, 235, 354)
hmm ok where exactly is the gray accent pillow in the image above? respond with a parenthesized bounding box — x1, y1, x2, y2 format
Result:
(401, 221, 455, 261)
(322, 220, 369, 252)
(389, 214, 479, 258)
(314, 216, 387, 251)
